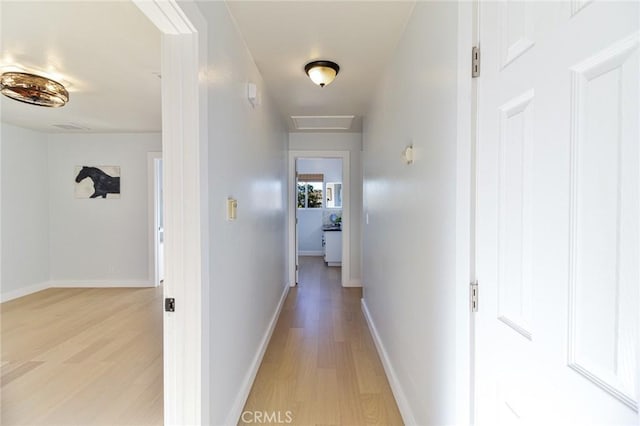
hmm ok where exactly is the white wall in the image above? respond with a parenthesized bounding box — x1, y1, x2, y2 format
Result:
(47, 133, 161, 285)
(362, 2, 470, 425)
(297, 209, 323, 253)
(289, 133, 362, 282)
(195, 2, 289, 424)
(297, 158, 342, 181)
(297, 158, 342, 254)
(1, 124, 50, 301)
(0, 127, 161, 301)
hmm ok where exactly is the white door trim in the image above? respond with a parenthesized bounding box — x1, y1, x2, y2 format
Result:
(133, 1, 209, 425)
(455, 2, 475, 425)
(288, 150, 351, 287)
(147, 152, 162, 287)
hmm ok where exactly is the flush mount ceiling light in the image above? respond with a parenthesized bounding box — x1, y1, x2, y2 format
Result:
(0, 72, 69, 107)
(304, 60, 340, 87)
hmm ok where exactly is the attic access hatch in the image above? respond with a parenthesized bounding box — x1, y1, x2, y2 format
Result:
(290, 115, 355, 131)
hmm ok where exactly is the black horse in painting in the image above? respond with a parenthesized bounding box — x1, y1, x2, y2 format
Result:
(75, 166, 120, 198)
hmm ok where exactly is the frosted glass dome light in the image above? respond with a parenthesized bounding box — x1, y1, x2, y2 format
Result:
(304, 60, 340, 87)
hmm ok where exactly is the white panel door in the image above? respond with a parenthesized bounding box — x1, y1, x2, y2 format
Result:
(475, 1, 639, 424)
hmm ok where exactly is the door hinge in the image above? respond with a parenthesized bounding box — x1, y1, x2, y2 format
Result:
(472, 46, 480, 78)
(164, 297, 175, 312)
(470, 281, 479, 312)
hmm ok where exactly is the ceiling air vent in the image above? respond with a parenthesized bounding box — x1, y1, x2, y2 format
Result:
(291, 115, 355, 131)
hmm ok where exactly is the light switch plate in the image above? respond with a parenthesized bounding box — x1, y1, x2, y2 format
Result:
(247, 83, 258, 107)
(227, 198, 238, 220)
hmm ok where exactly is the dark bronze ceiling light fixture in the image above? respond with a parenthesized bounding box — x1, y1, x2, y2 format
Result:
(0, 71, 69, 107)
(304, 60, 340, 87)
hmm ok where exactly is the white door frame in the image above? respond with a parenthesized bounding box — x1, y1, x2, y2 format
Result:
(455, 1, 475, 425)
(288, 150, 351, 287)
(133, 1, 209, 425)
(147, 152, 162, 287)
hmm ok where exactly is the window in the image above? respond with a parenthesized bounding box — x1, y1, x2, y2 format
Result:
(325, 182, 342, 208)
(297, 174, 323, 209)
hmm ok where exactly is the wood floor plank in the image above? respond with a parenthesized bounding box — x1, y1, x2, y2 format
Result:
(1, 287, 163, 426)
(240, 256, 402, 426)
(0, 361, 45, 386)
(335, 342, 367, 426)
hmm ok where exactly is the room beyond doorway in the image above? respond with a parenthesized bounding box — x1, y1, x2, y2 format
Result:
(296, 157, 343, 274)
(288, 151, 351, 288)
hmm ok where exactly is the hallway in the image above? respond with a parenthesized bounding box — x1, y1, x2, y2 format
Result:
(240, 256, 402, 425)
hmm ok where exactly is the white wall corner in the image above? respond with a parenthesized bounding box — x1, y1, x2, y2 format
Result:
(361, 298, 418, 425)
(0, 281, 51, 303)
(224, 284, 290, 425)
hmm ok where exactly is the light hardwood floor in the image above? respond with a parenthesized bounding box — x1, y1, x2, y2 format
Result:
(1, 287, 163, 426)
(240, 256, 403, 426)
(2, 260, 402, 426)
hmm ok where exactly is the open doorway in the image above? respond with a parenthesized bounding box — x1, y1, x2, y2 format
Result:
(288, 151, 351, 287)
(296, 158, 343, 284)
(0, 1, 166, 424)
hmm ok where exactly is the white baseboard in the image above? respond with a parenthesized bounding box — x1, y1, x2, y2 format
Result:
(343, 278, 362, 287)
(298, 250, 323, 256)
(361, 298, 417, 425)
(224, 283, 290, 425)
(50, 280, 155, 288)
(1, 278, 156, 303)
(0, 281, 50, 303)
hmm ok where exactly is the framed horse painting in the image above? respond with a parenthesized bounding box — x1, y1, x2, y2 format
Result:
(74, 165, 121, 199)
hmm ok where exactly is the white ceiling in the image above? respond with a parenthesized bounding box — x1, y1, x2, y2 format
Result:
(0, 1, 414, 134)
(0, 1, 161, 134)
(225, 1, 415, 132)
